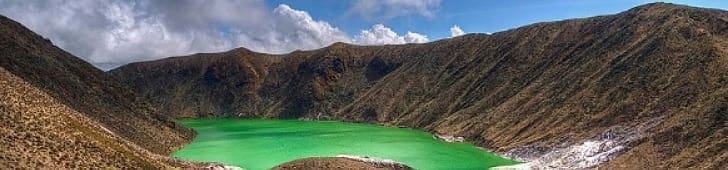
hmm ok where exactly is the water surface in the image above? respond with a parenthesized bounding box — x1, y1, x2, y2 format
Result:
(172, 119, 518, 170)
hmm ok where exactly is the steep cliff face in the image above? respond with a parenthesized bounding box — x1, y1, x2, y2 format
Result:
(111, 3, 727, 169)
(0, 15, 195, 168)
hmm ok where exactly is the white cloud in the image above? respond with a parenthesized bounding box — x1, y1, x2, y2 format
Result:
(353, 24, 428, 45)
(0, 0, 431, 70)
(404, 31, 429, 43)
(450, 25, 465, 37)
(0, 0, 351, 69)
(350, 0, 442, 20)
(239, 4, 350, 54)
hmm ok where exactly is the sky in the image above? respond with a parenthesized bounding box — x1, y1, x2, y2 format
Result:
(0, 0, 726, 70)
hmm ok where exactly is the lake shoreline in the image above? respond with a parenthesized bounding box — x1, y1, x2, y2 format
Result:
(171, 119, 520, 170)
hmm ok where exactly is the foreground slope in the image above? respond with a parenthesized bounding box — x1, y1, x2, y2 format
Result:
(0, 67, 196, 168)
(112, 3, 727, 169)
(0, 15, 193, 155)
(0, 16, 196, 168)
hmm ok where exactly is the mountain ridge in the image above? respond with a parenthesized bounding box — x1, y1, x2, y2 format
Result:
(111, 2, 727, 169)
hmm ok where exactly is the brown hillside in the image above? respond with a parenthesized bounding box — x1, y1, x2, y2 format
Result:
(0, 67, 199, 168)
(111, 3, 727, 169)
(0, 15, 194, 155)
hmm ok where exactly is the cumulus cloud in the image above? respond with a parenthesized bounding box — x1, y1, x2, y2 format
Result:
(0, 0, 250, 69)
(404, 31, 429, 43)
(450, 25, 465, 37)
(0, 0, 431, 70)
(0, 0, 350, 69)
(350, 0, 441, 20)
(353, 24, 428, 45)
(244, 4, 350, 53)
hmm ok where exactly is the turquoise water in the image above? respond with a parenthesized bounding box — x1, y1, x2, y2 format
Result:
(172, 119, 519, 170)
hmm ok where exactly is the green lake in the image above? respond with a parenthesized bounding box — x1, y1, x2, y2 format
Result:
(172, 119, 519, 170)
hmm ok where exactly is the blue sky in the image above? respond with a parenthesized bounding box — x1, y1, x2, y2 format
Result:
(0, 0, 725, 69)
(267, 0, 728, 40)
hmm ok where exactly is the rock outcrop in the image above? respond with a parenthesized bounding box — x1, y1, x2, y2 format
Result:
(111, 3, 727, 169)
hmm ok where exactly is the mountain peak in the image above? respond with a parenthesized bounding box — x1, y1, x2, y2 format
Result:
(634, 2, 677, 8)
(326, 42, 354, 50)
(630, 2, 698, 10)
(626, 2, 713, 16)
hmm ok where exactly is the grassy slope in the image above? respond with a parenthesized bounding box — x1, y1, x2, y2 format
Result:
(0, 67, 199, 168)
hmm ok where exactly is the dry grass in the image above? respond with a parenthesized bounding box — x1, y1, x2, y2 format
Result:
(0, 67, 190, 168)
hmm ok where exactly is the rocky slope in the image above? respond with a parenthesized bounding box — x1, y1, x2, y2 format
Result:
(0, 15, 195, 168)
(111, 3, 726, 169)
